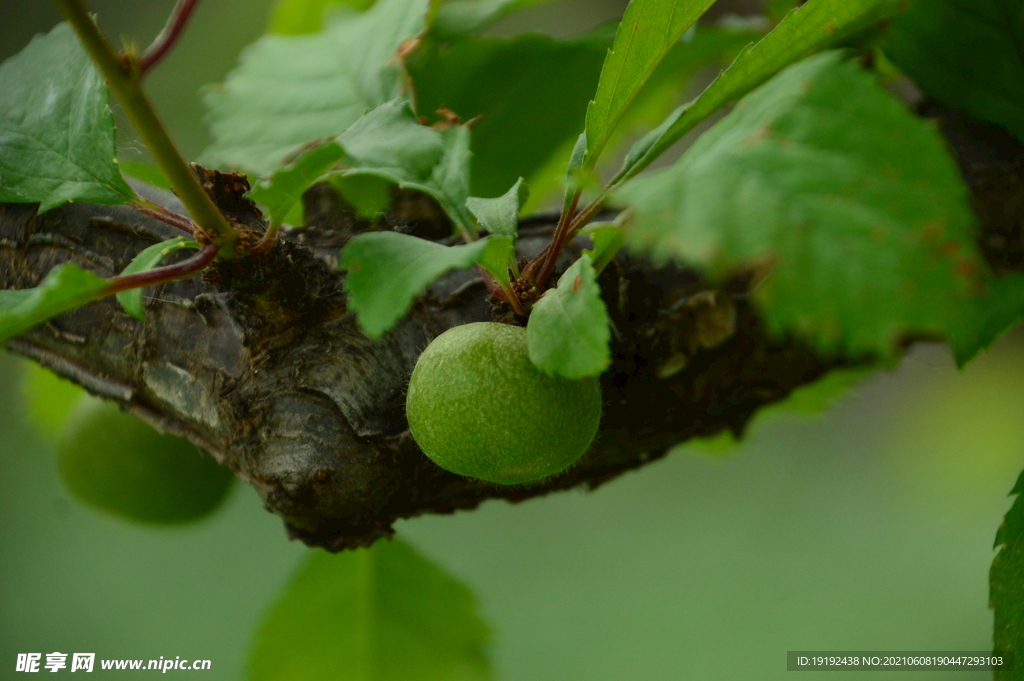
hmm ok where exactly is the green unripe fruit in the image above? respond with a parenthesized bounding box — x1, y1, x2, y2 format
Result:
(406, 322, 602, 485)
(57, 397, 234, 524)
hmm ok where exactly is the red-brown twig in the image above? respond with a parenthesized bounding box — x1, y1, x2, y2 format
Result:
(106, 242, 217, 294)
(129, 199, 197, 236)
(138, 0, 201, 74)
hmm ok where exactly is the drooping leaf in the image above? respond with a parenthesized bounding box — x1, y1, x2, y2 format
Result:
(466, 178, 527, 238)
(408, 33, 608, 198)
(340, 232, 502, 337)
(992, 467, 1024, 680)
(431, 0, 552, 36)
(268, 0, 374, 34)
(0, 263, 111, 344)
(341, 121, 476, 238)
(247, 141, 346, 226)
(584, 0, 717, 166)
(527, 253, 610, 378)
(616, 51, 985, 358)
(115, 237, 202, 321)
(202, 0, 429, 175)
(249, 539, 492, 681)
(0, 22, 133, 211)
(615, 0, 901, 185)
(884, 0, 1024, 143)
(20, 362, 87, 440)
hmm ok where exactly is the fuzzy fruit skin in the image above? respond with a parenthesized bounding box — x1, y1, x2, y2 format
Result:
(406, 322, 602, 485)
(57, 397, 234, 524)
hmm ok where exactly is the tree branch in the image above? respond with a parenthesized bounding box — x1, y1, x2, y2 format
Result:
(2, 101, 1021, 552)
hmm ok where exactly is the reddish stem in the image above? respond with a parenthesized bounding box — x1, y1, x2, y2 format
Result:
(528, 188, 582, 287)
(138, 0, 201, 74)
(106, 242, 217, 294)
(130, 200, 196, 235)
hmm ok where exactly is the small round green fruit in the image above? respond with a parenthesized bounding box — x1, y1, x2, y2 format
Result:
(406, 322, 602, 485)
(57, 397, 234, 524)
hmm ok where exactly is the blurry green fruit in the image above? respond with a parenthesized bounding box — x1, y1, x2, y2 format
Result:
(21, 362, 86, 441)
(406, 322, 602, 485)
(57, 397, 234, 524)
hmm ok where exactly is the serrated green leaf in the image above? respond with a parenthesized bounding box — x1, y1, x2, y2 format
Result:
(269, 0, 374, 34)
(466, 178, 527, 238)
(0, 22, 133, 211)
(616, 0, 900, 184)
(247, 141, 346, 226)
(21, 362, 87, 441)
(431, 0, 552, 36)
(340, 232, 498, 337)
(408, 33, 608, 198)
(885, 0, 1024, 143)
(331, 174, 393, 218)
(991, 468, 1024, 680)
(584, 0, 717, 167)
(616, 51, 984, 358)
(115, 238, 201, 321)
(249, 539, 491, 681)
(202, 0, 429, 175)
(338, 100, 443, 173)
(1, 263, 111, 344)
(527, 253, 610, 378)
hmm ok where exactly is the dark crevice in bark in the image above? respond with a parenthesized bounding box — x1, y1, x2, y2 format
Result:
(3, 101, 1023, 551)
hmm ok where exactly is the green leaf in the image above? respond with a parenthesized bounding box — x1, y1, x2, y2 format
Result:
(340, 232, 499, 338)
(341, 120, 476, 238)
(884, 0, 1024, 143)
(115, 238, 202, 321)
(584, 0, 717, 166)
(247, 141, 346, 226)
(581, 221, 626, 274)
(338, 100, 443, 173)
(117, 160, 172, 191)
(466, 178, 527, 238)
(431, 0, 552, 36)
(992, 468, 1024, 679)
(519, 22, 764, 211)
(0, 263, 111, 344)
(0, 22, 133, 211)
(249, 539, 492, 681)
(527, 253, 611, 378)
(331, 174, 393, 219)
(615, 0, 900, 184)
(616, 51, 985, 359)
(949, 273, 1024, 367)
(202, 0, 429, 175)
(474, 235, 515, 290)
(269, 0, 374, 34)
(20, 362, 87, 441)
(407, 33, 608, 197)
(563, 132, 589, 213)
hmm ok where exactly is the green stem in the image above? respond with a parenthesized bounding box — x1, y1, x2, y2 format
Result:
(54, 0, 238, 259)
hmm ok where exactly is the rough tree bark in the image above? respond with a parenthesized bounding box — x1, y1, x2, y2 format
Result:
(1, 102, 1021, 551)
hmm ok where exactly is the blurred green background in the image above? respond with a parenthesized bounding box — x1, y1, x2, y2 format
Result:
(2, 1, 1021, 679)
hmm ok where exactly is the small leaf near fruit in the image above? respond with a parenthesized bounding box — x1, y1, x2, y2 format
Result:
(406, 322, 602, 485)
